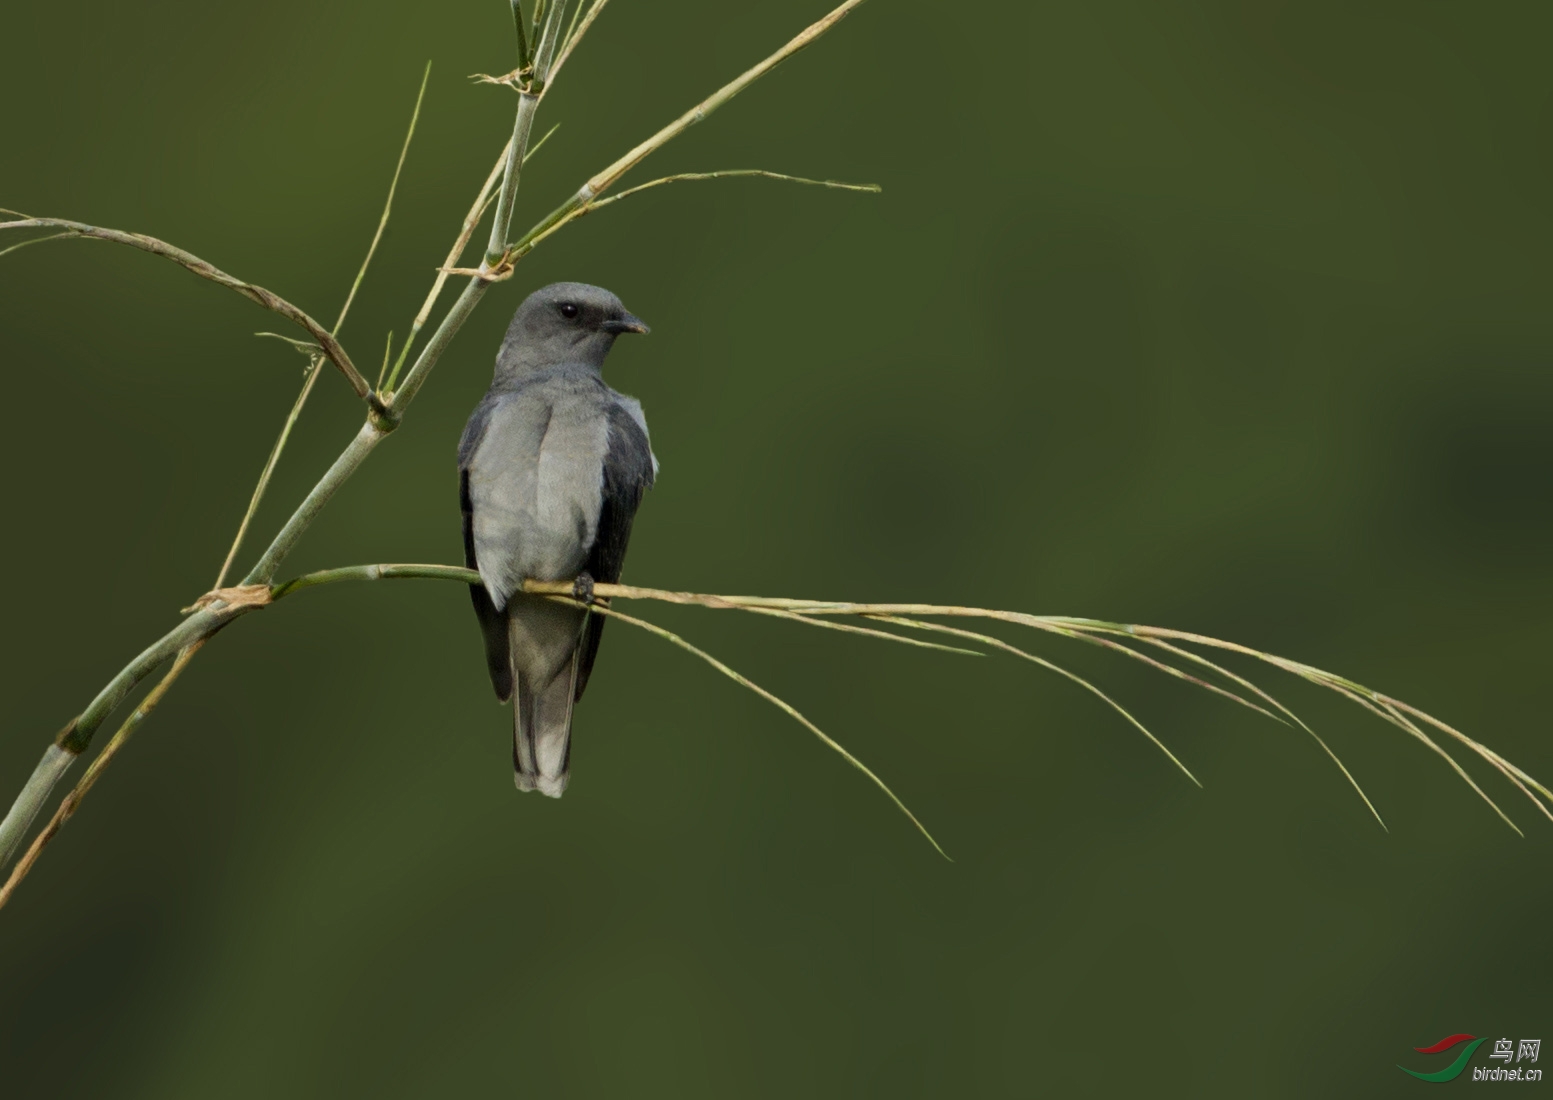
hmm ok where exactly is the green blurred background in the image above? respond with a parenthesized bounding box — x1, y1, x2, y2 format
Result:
(2, 1, 1550, 1095)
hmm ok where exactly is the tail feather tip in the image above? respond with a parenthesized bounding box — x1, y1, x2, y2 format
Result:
(514, 771, 568, 798)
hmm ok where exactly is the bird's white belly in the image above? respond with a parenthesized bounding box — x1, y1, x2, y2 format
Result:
(470, 393, 608, 605)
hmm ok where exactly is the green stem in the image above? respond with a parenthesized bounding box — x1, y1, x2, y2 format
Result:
(383, 123, 556, 396)
(484, 0, 567, 265)
(559, 0, 588, 60)
(240, 421, 389, 586)
(384, 278, 490, 417)
(484, 96, 542, 265)
(511, 0, 532, 70)
(0, 643, 205, 911)
(61, 610, 235, 754)
(270, 562, 480, 600)
(384, 141, 511, 395)
(220, 45, 543, 592)
(0, 0, 877, 881)
(0, 748, 75, 872)
(0, 599, 249, 870)
(3, 33, 537, 797)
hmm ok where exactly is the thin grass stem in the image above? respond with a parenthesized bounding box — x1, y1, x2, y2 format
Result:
(375, 331, 395, 393)
(1097, 625, 1532, 830)
(1387, 700, 1553, 817)
(559, 0, 590, 62)
(867, 615, 1201, 787)
(548, 0, 609, 91)
(0, 230, 78, 260)
(213, 68, 430, 589)
(572, 600, 948, 859)
(582, 170, 880, 215)
(334, 62, 431, 336)
(744, 607, 984, 656)
(253, 332, 320, 356)
(1062, 627, 1385, 829)
(0, 218, 369, 397)
(384, 140, 510, 393)
(1030, 624, 1284, 724)
(579, 0, 869, 198)
(1364, 694, 1522, 835)
(1379, 698, 1550, 825)
(504, 0, 873, 263)
(212, 357, 326, 589)
(37, 563, 1524, 860)
(525, 122, 562, 164)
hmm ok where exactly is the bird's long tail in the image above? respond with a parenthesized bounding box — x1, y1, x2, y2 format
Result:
(513, 653, 579, 798)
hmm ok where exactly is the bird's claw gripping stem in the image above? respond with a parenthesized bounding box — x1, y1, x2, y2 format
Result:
(572, 572, 596, 605)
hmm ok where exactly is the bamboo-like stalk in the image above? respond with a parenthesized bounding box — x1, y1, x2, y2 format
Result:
(483, 0, 567, 266)
(0, 0, 1528, 917)
(0, 604, 248, 870)
(393, 0, 871, 404)
(0, 643, 205, 909)
(240, 421, 390, 584)
(0, 0, 880, 883)
(383, 139, 509, 394)
(0, 749, 75, 877)
(5, 535, 1550, 904)
(381, 123, 557, 394)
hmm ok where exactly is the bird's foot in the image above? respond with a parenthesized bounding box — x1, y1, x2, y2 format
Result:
(572, 571, 596, 605)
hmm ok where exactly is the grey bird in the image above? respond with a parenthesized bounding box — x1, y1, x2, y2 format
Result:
(458, 282, 656, 797)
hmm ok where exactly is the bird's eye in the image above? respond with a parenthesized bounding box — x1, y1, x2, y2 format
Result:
(559, 302, 580, 319)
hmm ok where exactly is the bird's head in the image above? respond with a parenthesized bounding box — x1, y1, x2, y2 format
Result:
(495, 282, 648, 381)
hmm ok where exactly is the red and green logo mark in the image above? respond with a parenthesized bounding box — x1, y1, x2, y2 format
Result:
(1400, 1034, 1543, 1082)
(1399, 1034, 1488, 1082)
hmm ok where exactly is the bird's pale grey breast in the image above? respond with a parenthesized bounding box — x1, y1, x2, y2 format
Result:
(458, 282, 655, 797)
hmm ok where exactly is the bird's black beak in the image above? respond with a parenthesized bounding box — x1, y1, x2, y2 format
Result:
(602, 312, 650, 335)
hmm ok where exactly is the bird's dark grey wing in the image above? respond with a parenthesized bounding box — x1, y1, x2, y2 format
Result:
(459, 398, 512, 701)
(574, 400, 656, 701)
(457, 392, 498, 466)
